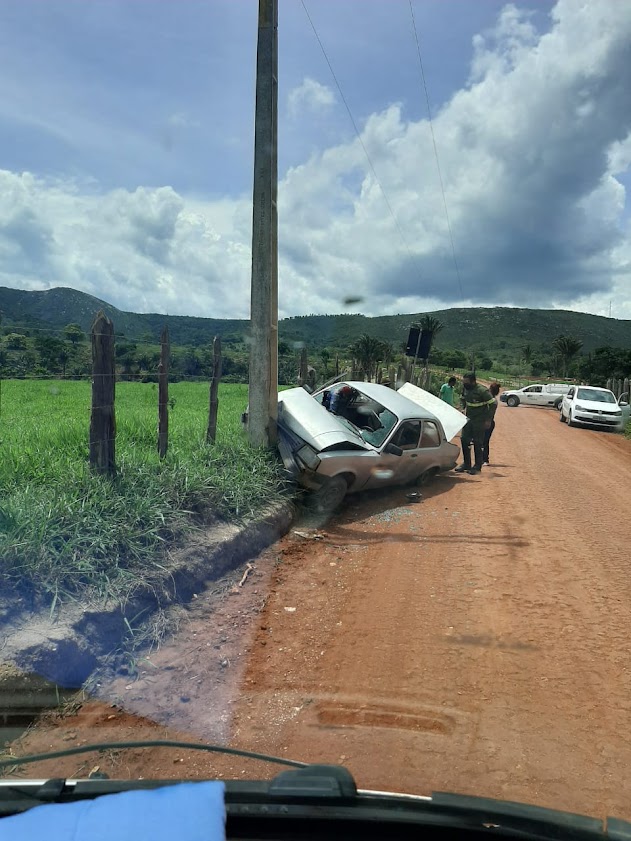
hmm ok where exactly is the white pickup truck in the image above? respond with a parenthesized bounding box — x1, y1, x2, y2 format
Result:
(500, 383, 572, 409)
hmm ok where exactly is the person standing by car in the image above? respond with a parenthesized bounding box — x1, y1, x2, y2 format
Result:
(439, 376, 457, 406)
(455, 373, 497, 475)
(482, 382, 501, 465)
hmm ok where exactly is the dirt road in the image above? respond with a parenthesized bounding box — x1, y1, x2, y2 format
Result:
(7, 405, 631, 819)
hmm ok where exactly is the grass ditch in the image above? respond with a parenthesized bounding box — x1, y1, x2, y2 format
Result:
(0, 380, 289, 609)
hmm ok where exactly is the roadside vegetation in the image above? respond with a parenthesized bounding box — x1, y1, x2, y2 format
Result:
(1, 302, 629, 608)
(0, 381, 286, 606)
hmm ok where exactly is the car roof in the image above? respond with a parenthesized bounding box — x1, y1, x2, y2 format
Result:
(337, 381, 440, 423)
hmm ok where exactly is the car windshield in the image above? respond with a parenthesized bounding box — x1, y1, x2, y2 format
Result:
(360, 407, 398, 446)
(577, 388, 617, 403)
(2, 0, 631, 830)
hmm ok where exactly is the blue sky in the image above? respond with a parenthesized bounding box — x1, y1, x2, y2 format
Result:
(0, 0, 629, 320)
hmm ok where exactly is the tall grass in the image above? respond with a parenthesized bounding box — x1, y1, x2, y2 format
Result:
(0, 381, 286, 605)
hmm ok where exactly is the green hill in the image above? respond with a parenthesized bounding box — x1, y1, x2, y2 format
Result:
(1, 285, 630, 355)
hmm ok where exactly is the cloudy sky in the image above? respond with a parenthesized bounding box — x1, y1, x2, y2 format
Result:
(0, 0, 630, 321)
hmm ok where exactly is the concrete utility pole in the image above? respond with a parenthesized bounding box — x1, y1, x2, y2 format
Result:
(248, 0, 278, 447)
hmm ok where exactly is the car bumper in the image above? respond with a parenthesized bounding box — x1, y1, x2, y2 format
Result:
(573, 412, 624, 430)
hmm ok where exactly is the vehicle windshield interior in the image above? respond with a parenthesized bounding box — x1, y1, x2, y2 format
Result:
(576, 388, 617, 403)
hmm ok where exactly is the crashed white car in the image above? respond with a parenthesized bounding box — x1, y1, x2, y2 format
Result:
(276, 381, 466, 510)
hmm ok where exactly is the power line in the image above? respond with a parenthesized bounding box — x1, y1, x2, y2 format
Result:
(300, 0, 423, 276)
(408, 0, 464, 301)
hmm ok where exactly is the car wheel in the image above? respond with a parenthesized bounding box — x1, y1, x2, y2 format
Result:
(310, 476, 349, 513)
(554, 398, 562, 409)
(559, 409, 566, 422)
(506, 396, 519, 407)
(567, 411, 576, 428)
(416, 467, 439, 487)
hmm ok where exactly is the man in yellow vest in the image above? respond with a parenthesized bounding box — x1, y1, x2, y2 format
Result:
(454, 372, 497, 475)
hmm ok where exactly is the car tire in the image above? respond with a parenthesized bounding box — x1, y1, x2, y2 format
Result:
(310, 476, 349, 513)
(416, 467, 439, 487)
(554, 398, 562, 409)
(567, 412, 576, 428)
(559, 409, 566, 422)
(506, 396, 519, 407)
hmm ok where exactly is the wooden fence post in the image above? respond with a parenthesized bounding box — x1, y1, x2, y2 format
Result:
(90, 311, 116, 476)
(158, 325, 170, 459)
(298, 347, 308, 387)
(206, 336, 222, 444)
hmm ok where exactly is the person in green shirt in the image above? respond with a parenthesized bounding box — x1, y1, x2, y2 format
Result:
(455, 372, 497, 475)
(439, 377, 457, 406)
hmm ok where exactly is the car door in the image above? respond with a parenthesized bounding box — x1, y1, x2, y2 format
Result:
(521, 385, 543, 405)
(562, 387, 575, 417)
(363, 420, 423, 489)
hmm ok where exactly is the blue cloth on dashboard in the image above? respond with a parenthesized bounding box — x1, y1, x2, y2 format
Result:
(0, 781, 225, 841)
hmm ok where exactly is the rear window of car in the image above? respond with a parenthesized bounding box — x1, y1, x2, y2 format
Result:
(419, 421, 441, 448)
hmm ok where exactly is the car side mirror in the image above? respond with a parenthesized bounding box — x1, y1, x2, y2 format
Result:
(384, 443, 403, 457)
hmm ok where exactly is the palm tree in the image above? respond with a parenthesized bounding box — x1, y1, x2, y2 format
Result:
(419, 315, 445, 340)
(552, 336, 583, 377)
(417, 315, 444, 387)
(350, 335, 385, 382)
(320, 348, 331, 378)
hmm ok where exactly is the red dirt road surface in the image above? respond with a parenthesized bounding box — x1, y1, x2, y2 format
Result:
(6, 404, 631, 820)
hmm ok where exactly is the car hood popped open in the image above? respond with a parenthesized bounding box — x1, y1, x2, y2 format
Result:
(397, 383, 467, 442)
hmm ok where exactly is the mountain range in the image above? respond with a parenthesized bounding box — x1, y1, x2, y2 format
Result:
(1, 286, 630, 355)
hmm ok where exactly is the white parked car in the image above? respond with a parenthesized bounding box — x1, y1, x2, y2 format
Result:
(500, 383, 572, 409)
(559, 385, 630, 432)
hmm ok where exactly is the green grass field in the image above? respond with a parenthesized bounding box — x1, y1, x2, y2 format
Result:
(0, 380, 286, 605)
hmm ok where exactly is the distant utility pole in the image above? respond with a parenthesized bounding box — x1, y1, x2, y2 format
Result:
(248, 0, 278, 448)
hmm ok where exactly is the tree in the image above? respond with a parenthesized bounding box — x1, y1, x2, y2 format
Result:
(34, 335, 66, 373)
(350, 334, 385, 381)
(522, 344, 533, 365)
(417, 315, 445, 386)
(64, 323, 84, 345)
(552, 335, 583, 377)
(59, 349, 70, 378)
(320, 348, 331, 378)
(5, 333, 28, 350)
(419, 315, 445, 339)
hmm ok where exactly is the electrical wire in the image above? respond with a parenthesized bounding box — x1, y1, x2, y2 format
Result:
(408, 0, 464, 301)
(300, 0, 424, 278)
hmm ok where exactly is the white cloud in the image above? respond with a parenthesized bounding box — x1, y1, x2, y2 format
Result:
(287, 77, 336, 118)
(0, 0, 630, 323)
(167, 112, 200, 129)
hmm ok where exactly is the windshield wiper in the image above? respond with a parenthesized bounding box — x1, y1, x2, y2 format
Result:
(0, 739, 307, 773)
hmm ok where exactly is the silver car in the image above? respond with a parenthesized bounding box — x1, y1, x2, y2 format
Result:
(277, 381, 465, 511)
